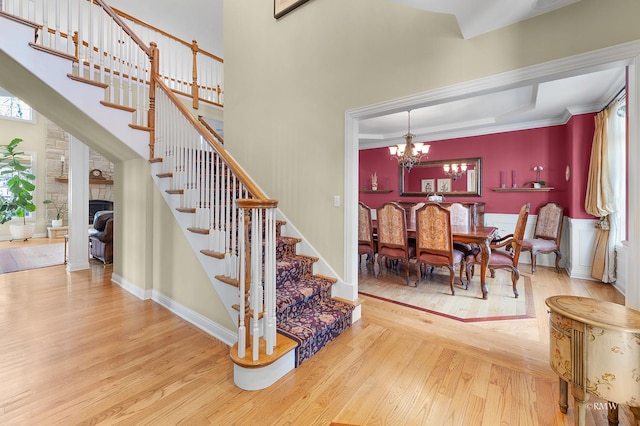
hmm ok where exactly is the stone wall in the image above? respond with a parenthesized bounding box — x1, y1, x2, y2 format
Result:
(44, 120, 114, 225)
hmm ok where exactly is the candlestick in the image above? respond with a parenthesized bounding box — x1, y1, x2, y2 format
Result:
(60, 155, 65, 177)
(512, 170, 517, 188)
(500, 171, 505, 188)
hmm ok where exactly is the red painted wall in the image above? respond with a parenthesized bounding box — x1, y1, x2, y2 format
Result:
(359, 114, 595, 218)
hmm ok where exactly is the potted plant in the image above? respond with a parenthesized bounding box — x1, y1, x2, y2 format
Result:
(44, 199, 65, 227)
(527, 165, 546, 188)
(0, 138, 36, 240)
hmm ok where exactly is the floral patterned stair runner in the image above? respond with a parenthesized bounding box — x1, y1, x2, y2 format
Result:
(272, 233, 354, 367)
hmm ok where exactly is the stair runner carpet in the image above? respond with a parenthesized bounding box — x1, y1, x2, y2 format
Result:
(272, 233, 354, 367)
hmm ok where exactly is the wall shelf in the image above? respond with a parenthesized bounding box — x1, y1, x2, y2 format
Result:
(492, 187, 554, 192)
(55, 177, 114, 185)
(360, 189, 393, 193)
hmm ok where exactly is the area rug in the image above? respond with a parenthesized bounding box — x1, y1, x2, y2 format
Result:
(359, 269, 535, 322)
(0, 243, 65, 273)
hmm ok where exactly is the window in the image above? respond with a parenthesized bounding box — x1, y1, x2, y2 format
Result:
(0, 88, 34, 122)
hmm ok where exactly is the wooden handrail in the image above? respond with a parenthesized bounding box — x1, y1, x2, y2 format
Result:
(198, 116, 224, 144)
(110, 7, 223, 64)
(93, 0, 151, 57)
(154, 77, 267, 201)
(237, 199, 279, 209)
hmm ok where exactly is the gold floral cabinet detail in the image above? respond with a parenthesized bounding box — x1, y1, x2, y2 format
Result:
(546, 296, 640, 426)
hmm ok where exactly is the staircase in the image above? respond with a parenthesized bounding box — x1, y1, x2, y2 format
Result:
(0, 2, 356, 390)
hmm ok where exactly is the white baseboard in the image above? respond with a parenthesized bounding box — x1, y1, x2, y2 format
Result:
(111, 273, 237, 347)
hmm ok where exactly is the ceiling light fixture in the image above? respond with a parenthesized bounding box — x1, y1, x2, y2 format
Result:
(389, 110, 430, 172)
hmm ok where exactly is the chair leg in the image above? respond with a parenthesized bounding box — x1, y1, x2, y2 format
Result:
(530, 252, 537, 273)
(376, 254, 384, 278)
(448, 266, 455, 295)
(554, 250, 562, 273)
(511, 267, 520, 298)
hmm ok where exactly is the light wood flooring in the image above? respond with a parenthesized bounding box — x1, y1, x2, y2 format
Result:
(0, 238, 634, 425)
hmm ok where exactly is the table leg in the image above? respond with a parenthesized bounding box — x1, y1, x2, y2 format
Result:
(607, 402, 619, 426)
(479, 237, 491, 299)
(559, 378, 568, 414)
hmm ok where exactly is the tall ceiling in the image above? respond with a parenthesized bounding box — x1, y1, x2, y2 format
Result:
(390, 0, 583, 39)
(360, 0, 626, 150)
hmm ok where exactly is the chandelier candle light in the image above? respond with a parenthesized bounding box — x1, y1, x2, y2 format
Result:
(443, 162, 467, 181)
(389, 110, 430, 172)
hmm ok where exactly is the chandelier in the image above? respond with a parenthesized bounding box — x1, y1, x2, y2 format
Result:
(443, 163, 467, 181)
(389, 110, 429, 172)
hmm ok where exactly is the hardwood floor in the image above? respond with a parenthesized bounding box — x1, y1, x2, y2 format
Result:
(0, 244, 633, 425)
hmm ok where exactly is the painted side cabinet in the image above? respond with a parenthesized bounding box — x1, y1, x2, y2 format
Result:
(546, 296, 640, 426)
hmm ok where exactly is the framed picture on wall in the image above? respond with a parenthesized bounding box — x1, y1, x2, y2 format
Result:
(466, 169, 476, 192)
(438, 178, 451, 193)
(274, 0, 312, 18)
(421, 179, 435, 193)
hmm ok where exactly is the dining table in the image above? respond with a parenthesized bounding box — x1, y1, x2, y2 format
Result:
(373, 220, 498, 299)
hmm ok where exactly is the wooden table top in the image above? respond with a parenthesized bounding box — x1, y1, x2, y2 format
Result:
(546, 295, 640, 332)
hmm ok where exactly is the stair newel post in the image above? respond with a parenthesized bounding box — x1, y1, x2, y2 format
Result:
(148, 41, 159, 160)
(191, 40, 199, 110)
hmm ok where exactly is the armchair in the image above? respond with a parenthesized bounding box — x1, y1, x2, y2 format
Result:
(521, 202, 564, 273)
(376, 202, 415, 286)
(89, 210, 114, 264)
(467, 203, 529, 298)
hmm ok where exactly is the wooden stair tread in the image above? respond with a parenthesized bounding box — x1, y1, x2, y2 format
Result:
(201, 249, 224, 259)
(177, 207, 196, 213)
(166, 189, 183, 195)
(215, 275, 239, 287)
(129, 124, 152, 132)
(100, 100, 136, 113)
(230, 333, 298, 368)
(188, 227, 209, 235)
(30, 43, 76, 61)
(67, 73, 108, 89)
(156, 172, 173, 178)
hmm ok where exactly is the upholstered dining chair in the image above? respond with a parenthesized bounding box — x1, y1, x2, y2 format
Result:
(376, 202, 415, 286)
(415, 203, 466, 295)
(446, 203, 480, 280)
(358, 202, 376, 272)
(467, 203, 530, 298)
(521, 202, 564, 273)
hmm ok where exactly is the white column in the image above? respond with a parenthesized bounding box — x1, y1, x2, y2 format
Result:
(67, 135, 90, 271)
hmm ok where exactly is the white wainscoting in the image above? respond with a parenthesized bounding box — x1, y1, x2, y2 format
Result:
(484, 214, 600, 281)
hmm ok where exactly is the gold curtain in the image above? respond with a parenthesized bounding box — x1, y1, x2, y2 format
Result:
(584, 109, 615, 282)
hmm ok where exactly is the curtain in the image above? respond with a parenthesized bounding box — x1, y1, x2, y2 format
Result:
(585, 99, 626, 283)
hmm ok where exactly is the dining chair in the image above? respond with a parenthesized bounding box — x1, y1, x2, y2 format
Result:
(358, 201, 376, 272)
(376, 202, 415, 286)
(446, 202, 480, 280)
(521, 202, 564, 273)
(467, 203, 530, 298)
(415, 203, 465, 295)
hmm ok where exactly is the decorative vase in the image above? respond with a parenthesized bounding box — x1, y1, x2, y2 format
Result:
(52, 219, 63, 228)
(371, 184, 378, 191)
(9, 223, 35, 241)
(533, 182, 542, 189)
